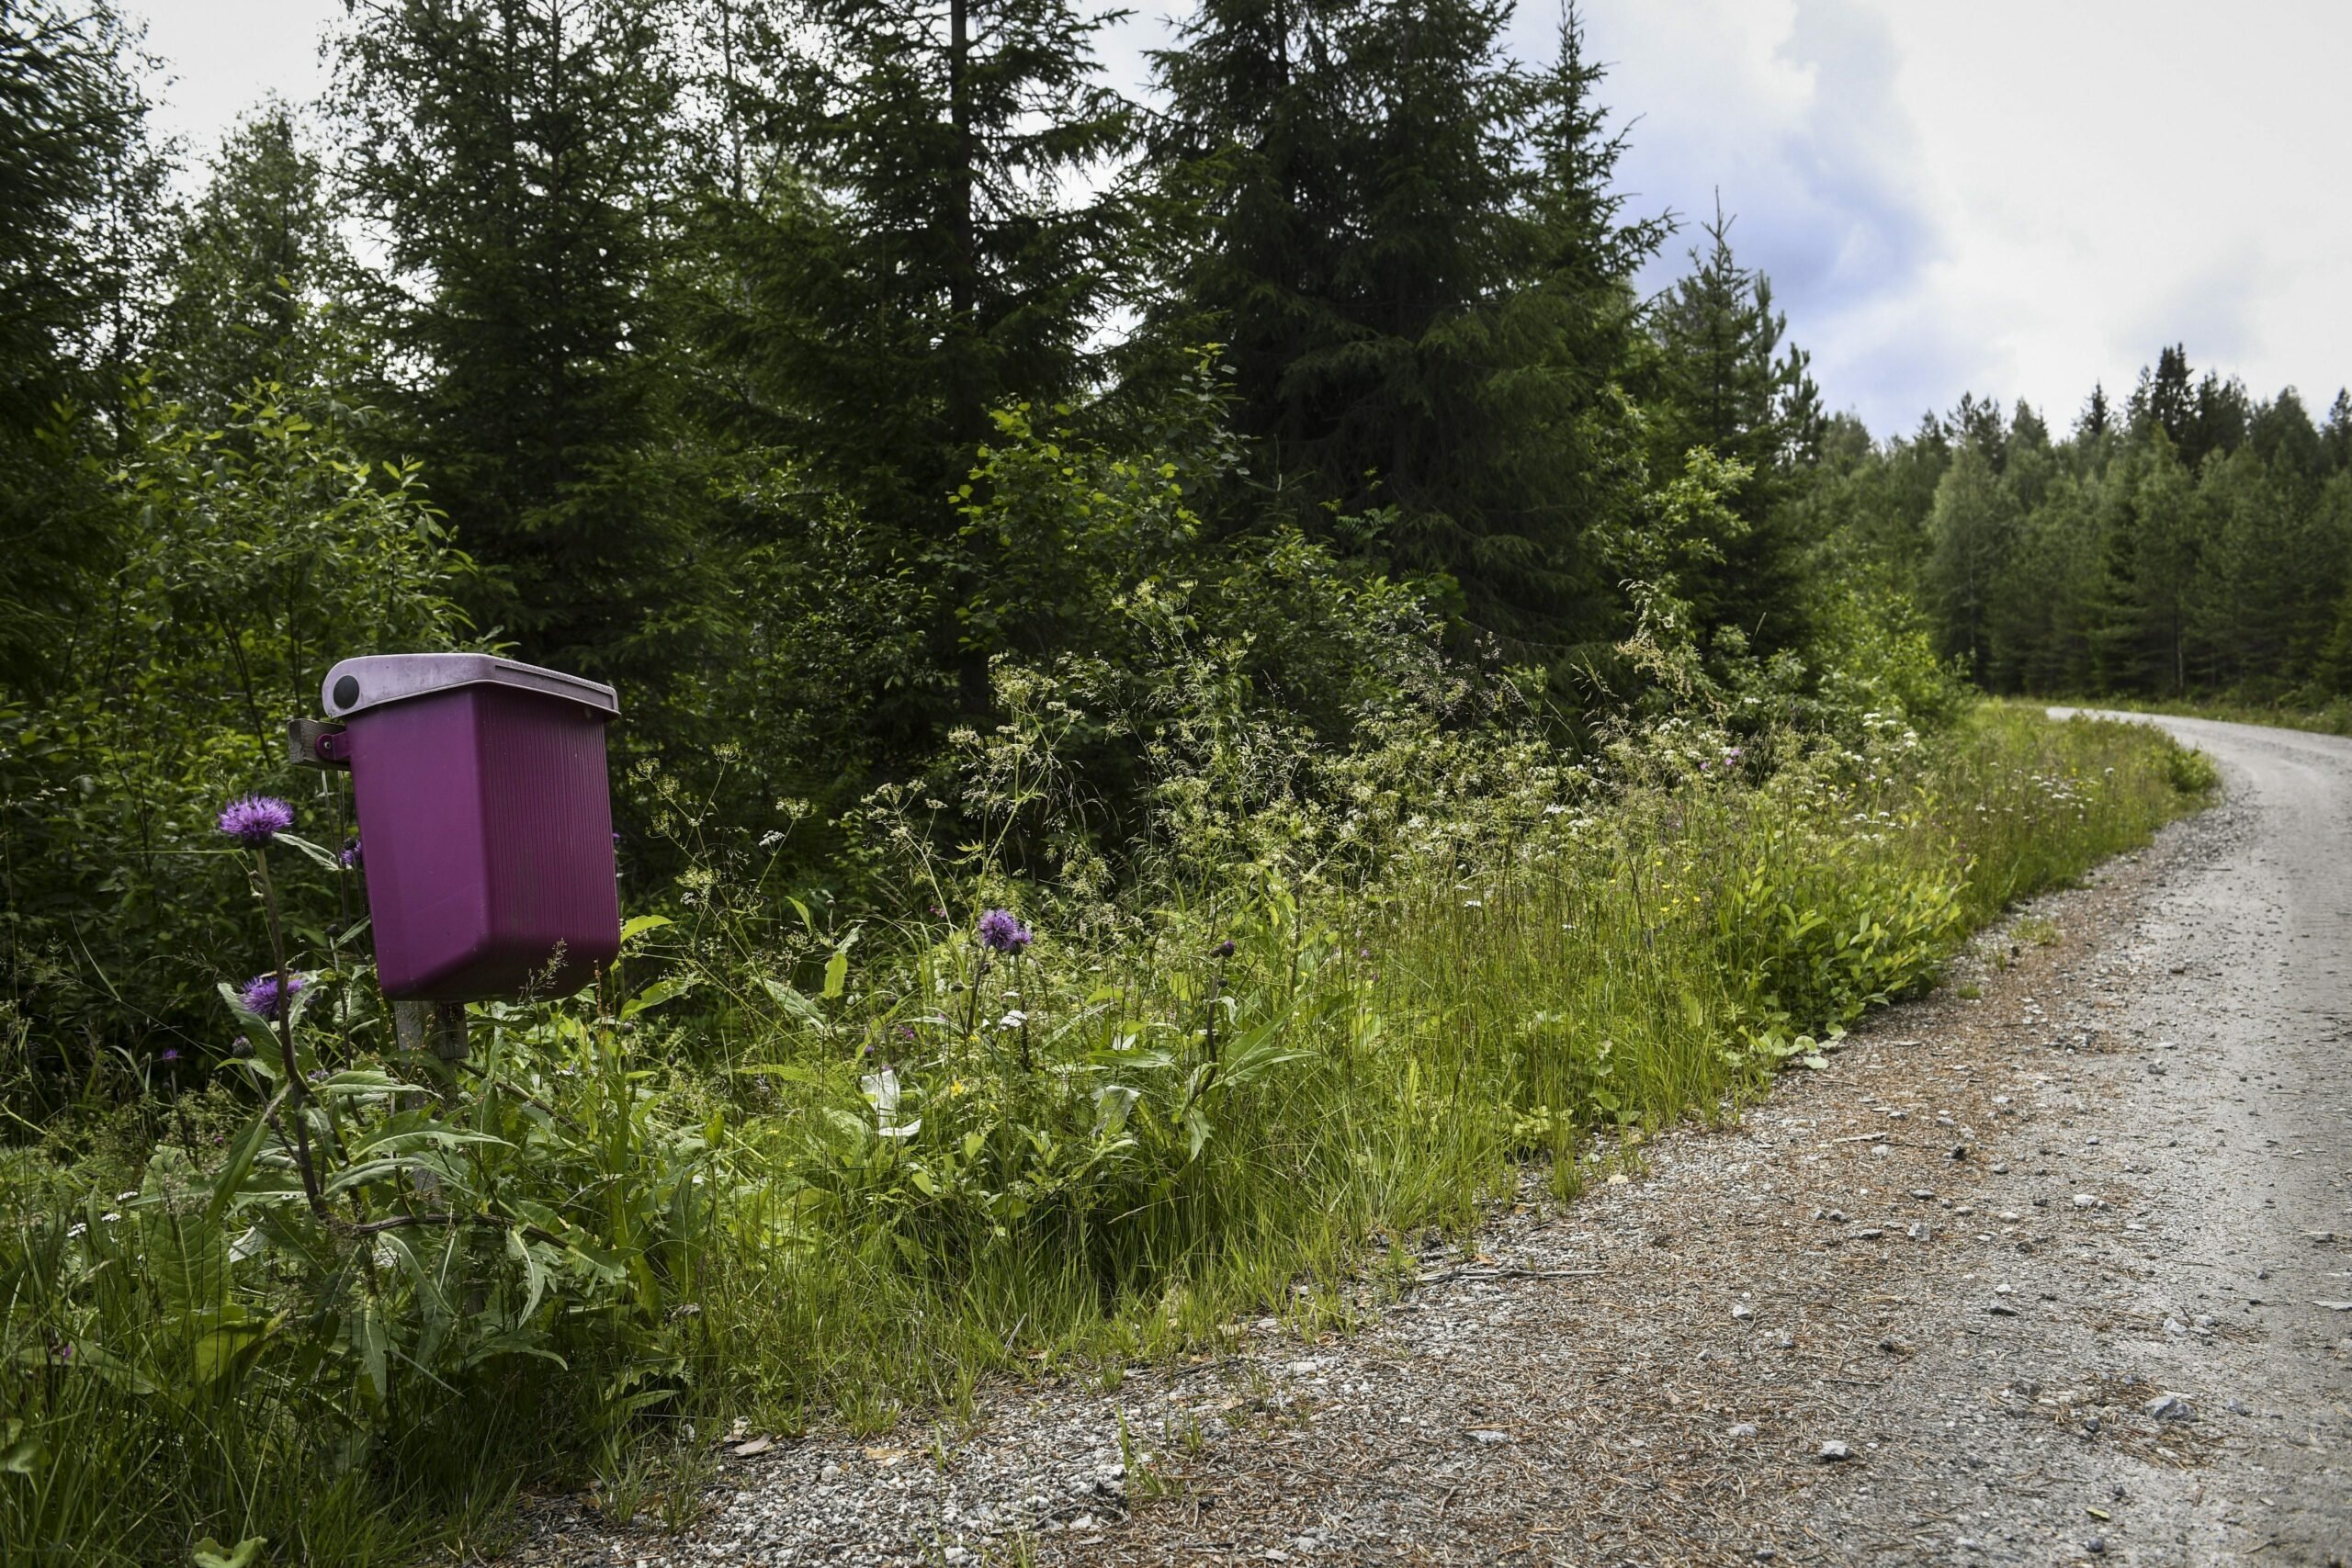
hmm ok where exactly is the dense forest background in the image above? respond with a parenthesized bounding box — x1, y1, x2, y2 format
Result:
(4, 0, 2348, 1063)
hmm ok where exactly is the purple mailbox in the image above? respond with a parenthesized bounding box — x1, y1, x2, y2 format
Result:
(319, 653, 621, 1001)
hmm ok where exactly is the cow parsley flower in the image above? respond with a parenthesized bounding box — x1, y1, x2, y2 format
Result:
(218, 795, 294, 845)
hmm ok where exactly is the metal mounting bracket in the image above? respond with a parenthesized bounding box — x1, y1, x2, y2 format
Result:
(287, 717, 351, 769)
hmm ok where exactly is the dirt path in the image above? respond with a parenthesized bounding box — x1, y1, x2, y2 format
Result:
(508, 713, 2352, 1568)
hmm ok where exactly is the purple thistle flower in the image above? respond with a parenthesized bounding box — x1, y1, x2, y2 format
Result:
(218, 795, 294, 845)
(159, 1048, 181, 1063)
(239, 971, 306, 1021)
(977, 908, 1033, 954)
(1213, 939, 1236, 959)
(340, 836, 362, 869)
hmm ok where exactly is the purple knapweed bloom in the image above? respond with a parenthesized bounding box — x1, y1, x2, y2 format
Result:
(977, 908, 1033, 954)
(1213, 939, 1236, 959)
(159, 1048, 181, 1063)
(340, 837, 362, 869)
(218, 795, 294, 845)
(239, 971, 306, 1021)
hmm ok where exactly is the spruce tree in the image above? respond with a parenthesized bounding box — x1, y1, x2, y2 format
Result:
(0, 0, 155, 696)
(2322, 579, 2352, 694)
(1992, 475, 2104, 693)
(1923, 438, 2016, 683)
(334, 0, 724, 738)
(1645, 200, 1823, 650)
(686, 0, 1134, 721)
(2247, 388, 2324, 484)
(1144, 0, 1355, 453)
(1948, 392, 2004, 472)
(2077, 382, 2111, 442)
(2093, 435, 2199, 694)
(2304, 470, 2352, 690)
(2319, 389, 2351, 474)
(153, 102, 366, 418)
(1148, 0, 1662, 667)
(2189, 446, 2290, 687)
(2184, 371, 2250, 468)
(2009, 398, 2050, 454)
(2132, 344, 2195, 451)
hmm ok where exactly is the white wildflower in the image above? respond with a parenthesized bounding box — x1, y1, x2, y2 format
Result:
(860, 1066, 919, 1140)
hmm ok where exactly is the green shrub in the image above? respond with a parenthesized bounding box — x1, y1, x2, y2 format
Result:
(0, 382, 472, 1108)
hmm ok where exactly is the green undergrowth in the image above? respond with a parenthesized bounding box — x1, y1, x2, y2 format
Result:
(2048, 692, 2352, 739)
(0, 705, 2211, 1565)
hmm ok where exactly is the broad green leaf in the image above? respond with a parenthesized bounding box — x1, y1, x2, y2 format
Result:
(758, 978, 823, 1025)
(730, 1062, 827, 1084)
(508, 1226, 551, 1323)
(271, 831, 343, 871)
(621, 976, 698, 1018)
(0, 1419, 40, 1476)
(204, 1098, 285, 1229)
(620, 913, 673, 942)
(311, 1068, 428, 1096)
(190, 1536, 267, 1568)
(192, 1317, 277, 1389)
(140, 1205, 228, 1322)
(345, 1125, 512, 1158)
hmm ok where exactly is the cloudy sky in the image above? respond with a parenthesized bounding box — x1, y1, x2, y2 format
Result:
(130, 0, 2351, 437)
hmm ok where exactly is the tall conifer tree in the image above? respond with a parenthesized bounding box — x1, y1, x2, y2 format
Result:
(1150, 0, 1662, 660)
(686, 0, 1133, 718)
(153, 103, 365, 417)
(0, 0, 155, 696)
(1645, 201, 1822, 649)
(334, 0, 722, 730)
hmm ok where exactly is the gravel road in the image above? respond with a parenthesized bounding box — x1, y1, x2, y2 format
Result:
(508, 712, 2352, 1568)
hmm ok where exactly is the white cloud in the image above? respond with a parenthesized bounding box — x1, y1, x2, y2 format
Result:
(1566, 0, 2352, 433)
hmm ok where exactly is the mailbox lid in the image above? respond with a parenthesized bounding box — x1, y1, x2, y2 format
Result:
(322, 652, 617, 723)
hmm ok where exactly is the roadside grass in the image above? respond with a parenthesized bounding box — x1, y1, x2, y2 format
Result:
(0, 705, 2210, 1566)
(2045, 692, 2352, 739)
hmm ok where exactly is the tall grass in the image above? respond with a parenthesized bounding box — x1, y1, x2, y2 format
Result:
(2052, 691, 2352, 739)
(679, 706, 2209, 1404)
(0, 705, 2210, 1565)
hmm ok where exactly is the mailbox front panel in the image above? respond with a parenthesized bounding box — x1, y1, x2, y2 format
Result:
(348, 686, 620, 1000)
